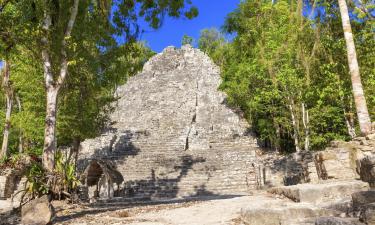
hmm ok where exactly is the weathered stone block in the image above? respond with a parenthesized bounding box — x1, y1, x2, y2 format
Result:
(315, 217, 364, 225)
(357, 156, 375, 187)
(359, 203, 375, 225)
(0, 175, 17, 199)
(241, 205, 336, 225)
(21, 195, 54, 225)
(352, 191, 375, 211)
(269, 180, 369, 204)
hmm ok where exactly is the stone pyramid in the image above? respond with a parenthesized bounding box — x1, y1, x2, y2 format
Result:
(78, 45, 260, 200)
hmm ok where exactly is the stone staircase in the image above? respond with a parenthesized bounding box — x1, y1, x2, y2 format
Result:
(79, 133, 257, 199)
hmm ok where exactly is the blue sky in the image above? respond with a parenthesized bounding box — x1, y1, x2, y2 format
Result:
(138, 0, 240, 52)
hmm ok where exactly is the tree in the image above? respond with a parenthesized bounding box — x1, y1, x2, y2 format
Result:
(39, 0, 80, 171)
(337, 0, 372, 135)
(181, 34, 194, 46)
(0, 60, 12, 158)
(218, 0, 374, 152)
(35, 0, 198, 171)
(197, 28, 228, 67)
(0, 0, 28, 158)
(198, 28, 225, 53)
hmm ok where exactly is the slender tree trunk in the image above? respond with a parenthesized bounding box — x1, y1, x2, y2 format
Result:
(288, 97, 300, 152)
(41, 0, 79, 171)
(302, 103, 309, 151)
(43, 87, 58, 170)
(274, 123, 281, 152)
(345, 115, 356, 139)
(338, 0, 372, 135)
(0, 60, 12, 159)
(344, 101, 356, 139)
(15, 95, 23, 153)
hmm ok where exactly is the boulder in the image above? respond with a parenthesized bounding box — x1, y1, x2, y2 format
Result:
(21, 195, 54, 225)
(352, 191, 375, 211)
(315, 217, 364, 225)
(357, 156, 375, 187)
(359, 203, 375, 225)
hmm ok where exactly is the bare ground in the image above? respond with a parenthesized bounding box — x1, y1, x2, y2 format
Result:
(52, 191, 289, 225)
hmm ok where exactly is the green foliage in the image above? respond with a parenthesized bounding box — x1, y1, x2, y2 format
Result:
(215, 0, 374, 152)
(0, 1, 157, 156)
(26, 162, 49, 196)
(24, 151, 80, 198)
(197, 28, 228, 67)
(181, 34, 194, 46)
(112, 0, 198, 40)
(54, 151, 80, 194)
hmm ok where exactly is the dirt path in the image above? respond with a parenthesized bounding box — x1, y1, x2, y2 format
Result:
(54, 192, 287, 225)
(127, 196, 260, 225)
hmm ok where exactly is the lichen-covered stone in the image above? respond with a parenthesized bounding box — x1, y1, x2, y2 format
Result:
(78, 45, 259, 199)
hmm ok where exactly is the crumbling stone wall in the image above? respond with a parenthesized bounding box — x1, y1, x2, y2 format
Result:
(0, 169, 26, 199)
(0, 174, 15, 199)
(258, 134, 375, 187)
(78, 45, 259, 199)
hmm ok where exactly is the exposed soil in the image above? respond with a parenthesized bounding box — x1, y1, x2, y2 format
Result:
(51, 192, 284, 225)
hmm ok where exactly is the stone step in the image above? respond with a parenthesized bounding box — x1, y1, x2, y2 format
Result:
(315, 217, 365, 225)
(241, 203, 341, 225)
(269, 180, 369, 204)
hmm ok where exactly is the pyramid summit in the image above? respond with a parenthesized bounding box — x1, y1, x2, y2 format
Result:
(78, 45, 259, 200)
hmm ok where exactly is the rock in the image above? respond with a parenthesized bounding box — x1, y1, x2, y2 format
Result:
(367, 133, 375, 140)
(0, 172, 21, 199)
(352, 191, 375, 211)
(314, 145, 358, 180)
(269, 180, 369, 204)
(241, 208, 282, 225)
(315, 217, 364, 225)
(21, 195, 54, 225)
(359, 203, 375, 225)
(0, 176, 11, 199)
(241, 204, 339, 225)
(11, 177, 28, 208)
(357, 156, 375, 187)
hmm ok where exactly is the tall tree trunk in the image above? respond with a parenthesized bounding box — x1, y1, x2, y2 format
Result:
(338, 0, 372, 135)
(1, 60, 12, 159)
(288, 97, 300, 152)
(43, 87, 58, 170)
(15, 95, 23, 153)
(41, 0, 79, 171)
(344, 101, 356, 139)
(302, 103, 309, 151)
